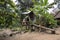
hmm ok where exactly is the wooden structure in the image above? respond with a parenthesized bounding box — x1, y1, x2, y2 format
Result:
(54, 11, 60, 19)
(52, 2, 60, 25)
(54, 11, 60, 25)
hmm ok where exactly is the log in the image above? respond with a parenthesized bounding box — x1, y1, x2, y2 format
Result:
(33, 24, 56, 34)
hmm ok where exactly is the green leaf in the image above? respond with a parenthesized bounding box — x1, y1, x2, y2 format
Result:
(43, 0, 48, 6)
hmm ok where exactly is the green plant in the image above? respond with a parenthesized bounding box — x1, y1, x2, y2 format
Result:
(30, 0, 57, 28)
(0, 0, 19, 28)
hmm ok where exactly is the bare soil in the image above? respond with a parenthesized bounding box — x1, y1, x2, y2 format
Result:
(0, 27, 60, 40)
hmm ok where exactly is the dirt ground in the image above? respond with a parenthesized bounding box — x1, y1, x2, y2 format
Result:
(0, 27, 60, 40)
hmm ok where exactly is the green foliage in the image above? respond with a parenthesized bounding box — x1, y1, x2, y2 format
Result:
(42, 13, 57, 28)
(17, 0, 57, 28)
(0, 0, 57, 29)
(0, 0, 19, 28)
(31, 0, 57, 28)
(17, 0, 33, 12)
